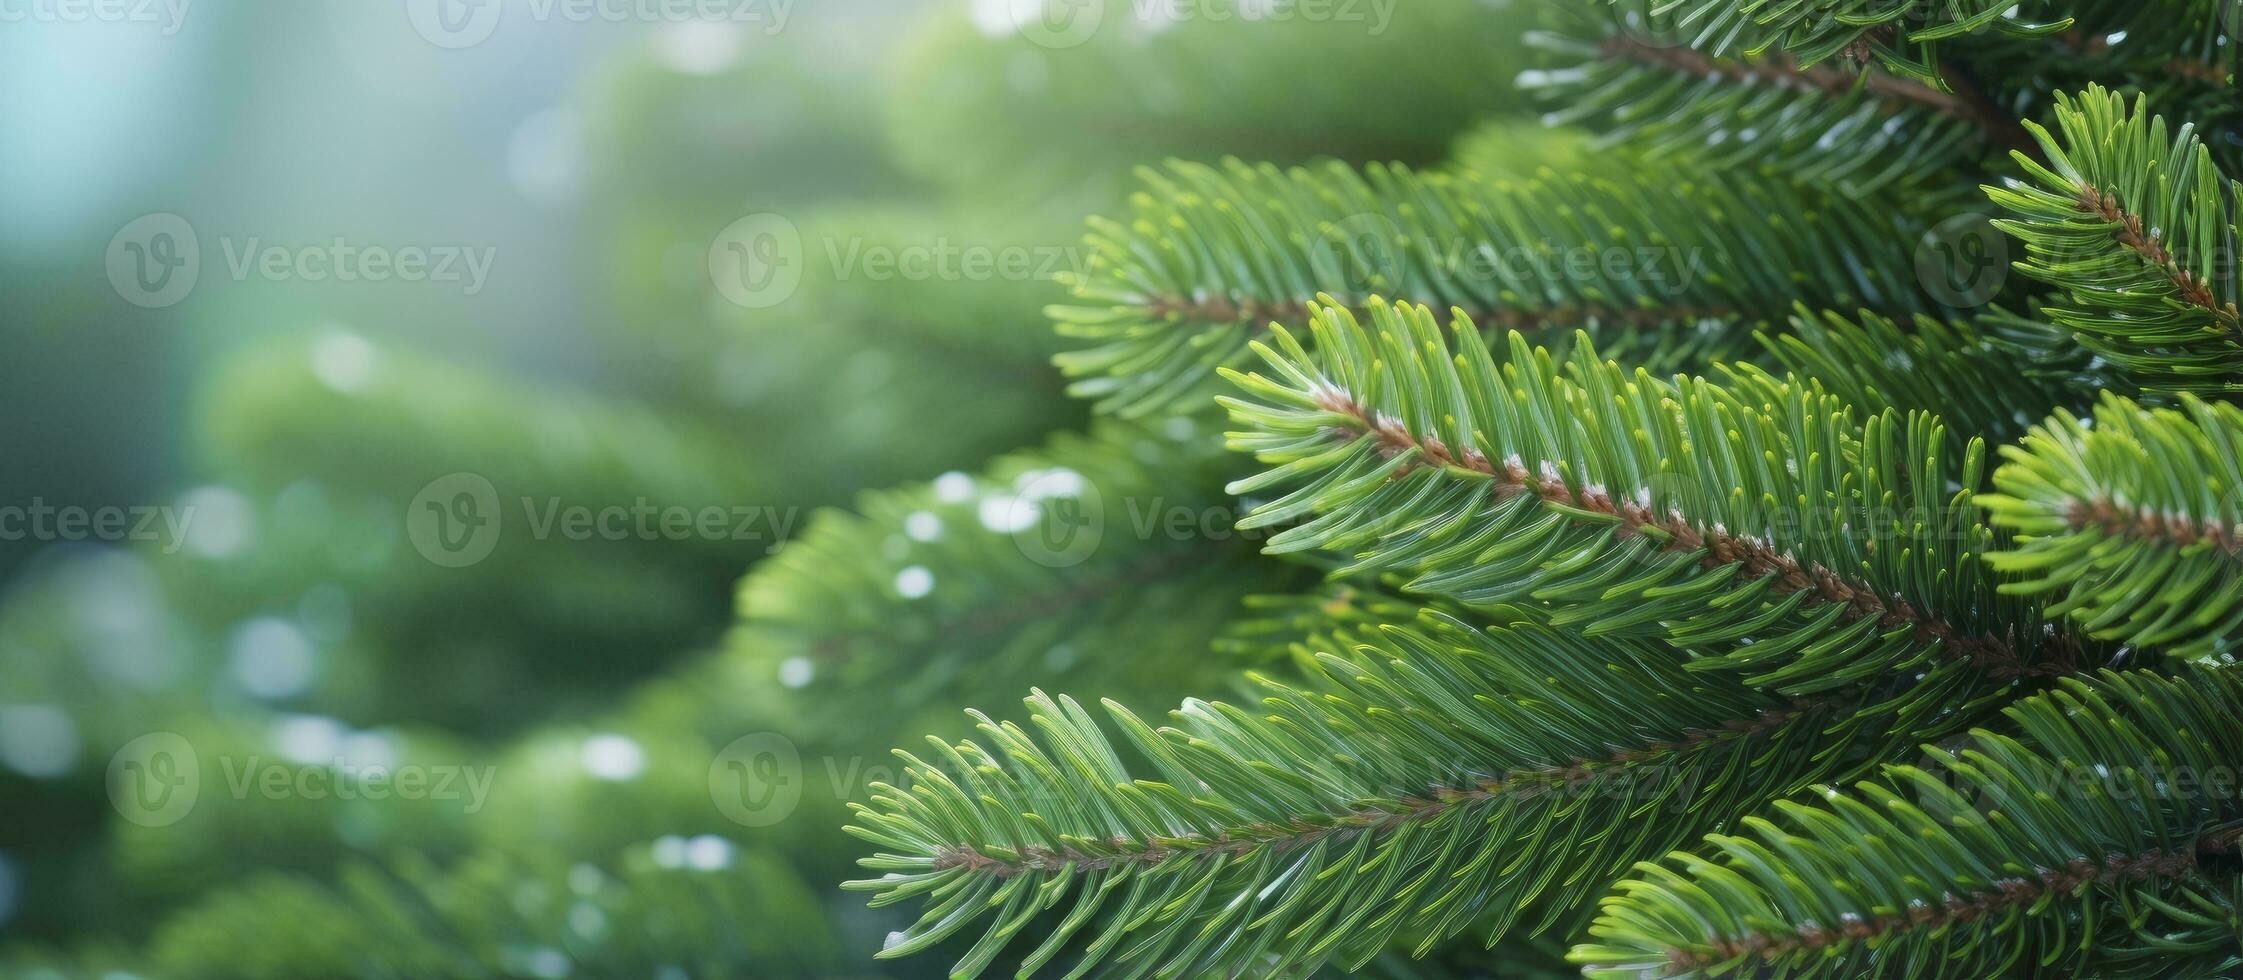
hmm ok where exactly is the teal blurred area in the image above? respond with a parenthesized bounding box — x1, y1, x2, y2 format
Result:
(0, 1, 1542, 973)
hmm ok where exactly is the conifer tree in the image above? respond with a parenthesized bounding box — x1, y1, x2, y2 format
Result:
(5, 2, 2236, 977)
(845, 4, 2243, 978)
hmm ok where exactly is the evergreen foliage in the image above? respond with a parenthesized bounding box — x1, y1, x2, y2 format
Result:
(847, 615, 1870, 977)
(847, 1, 2240, 973)
(1988, 85, 2243, 399)
(1219, 300, 2069, 730)
(1573, 667, 2243, 978)
(11, 2, 2242, 977)
(1744, 306, 2075, 446)
(732, 423, 1303, 738)
(1052, 153, 1950, 416)
(1981, 392, 2243, 659)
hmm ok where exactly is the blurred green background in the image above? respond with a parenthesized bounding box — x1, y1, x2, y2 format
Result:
(0, 1, 1549, 974)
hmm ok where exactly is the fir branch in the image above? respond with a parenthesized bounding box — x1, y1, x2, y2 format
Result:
(1582, 0, 2067, 81)
(1594, 35, 2038, 158)
(1738, 306, 2078, 448)
(1981, 392, 2243, 659)
(849, 616, 1869, 977)
(1524, 20, 2009, 195)
(1301, 381, 2045, 681)
(1662, 846, 2201, 972)
(2071, 183, 2242, 334)
(1221, 300, 2088, 727)
(2066, 497, 2243, 558)
(1987, 85, 2243, 399)
(1574, 667, 2243, 978)
(1052, 151, 1939, 416)
(732, 422, 1298, 733)
(926, 695, 1816, 880)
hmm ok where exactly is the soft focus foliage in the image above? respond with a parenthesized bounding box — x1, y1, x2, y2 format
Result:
(3, 1, 2237, 977)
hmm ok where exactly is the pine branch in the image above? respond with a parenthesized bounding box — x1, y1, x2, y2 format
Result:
(1572, 666, 2243, 978)
(1523, 23, 2014, 195)
(1980, 392, 2243, 660)
(1053, 151, 1943, 416)
(1214, 580, 1442, 668)
(731, 422, 1300, 734)
(1738, 305, 2079, 447)
(848, 615, 1869, 978)
(1220, 300, 2090, 730)
(1581, 0, 2067, 80)
(1987, 85, 2243, 399)
(2084, 879, 2243, 978)
(1593, 35, 2038, 157)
